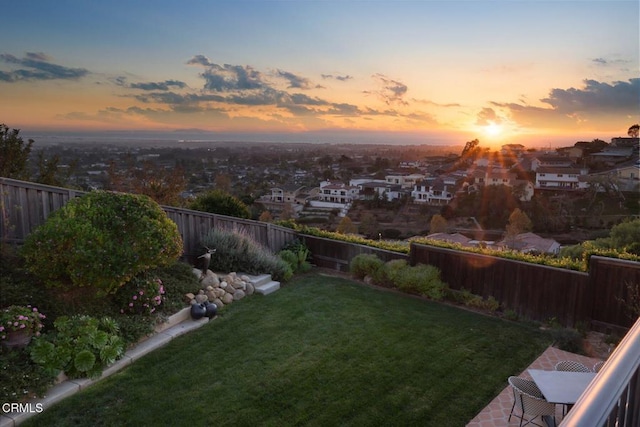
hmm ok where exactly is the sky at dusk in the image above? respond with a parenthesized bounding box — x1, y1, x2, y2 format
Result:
(1, 0, 638, 147)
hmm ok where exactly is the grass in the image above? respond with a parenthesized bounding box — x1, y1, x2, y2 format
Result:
(22, 272, 552, 426)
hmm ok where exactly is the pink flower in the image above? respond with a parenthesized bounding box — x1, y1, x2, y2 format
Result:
(139, 291, 144, 295)
(0, 326, 4, 332)
(129, 303, 134, 307)
(133, 295, 138, 300)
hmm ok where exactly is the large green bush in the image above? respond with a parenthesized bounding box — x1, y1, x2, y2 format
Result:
(200, 228, 292, 281)
(21, 191, 183, 296)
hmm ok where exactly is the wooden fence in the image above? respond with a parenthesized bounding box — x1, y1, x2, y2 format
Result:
(410, 243, 640, 330)
(301, 235, 409, 272)
(0, 178, 297, 260)
(3, 177, 640, 329)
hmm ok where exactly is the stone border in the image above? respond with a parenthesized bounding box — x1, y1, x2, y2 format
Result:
(0, 307, 208, 427)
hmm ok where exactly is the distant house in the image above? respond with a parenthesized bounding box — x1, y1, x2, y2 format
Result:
(531, 155, 574, 171)
(589, 147, 634, 166)
(496, 232, 561, 255)
(356, 181, 403, 201)
(412, 178, 456, 205)
(485, 169, 517, 187)
(425, 232, 472, 246)
(268, 184, 307, 204)
(385, 173, 426, 189)
(318, 180, 359, 204)
(535, 167, 589, 190)
(500, 144, 526, 157)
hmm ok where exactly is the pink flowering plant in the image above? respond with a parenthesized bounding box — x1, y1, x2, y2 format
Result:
(113, 273, 165, 316)
(0, 305, 46, 340)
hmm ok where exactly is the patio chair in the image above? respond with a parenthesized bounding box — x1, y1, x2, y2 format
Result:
(508, 376, 557, 427)
(592, 361, 605, 373)
(554, 360, 590, 372)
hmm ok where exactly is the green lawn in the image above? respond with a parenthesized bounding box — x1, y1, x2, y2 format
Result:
(23, 273, 551, 426)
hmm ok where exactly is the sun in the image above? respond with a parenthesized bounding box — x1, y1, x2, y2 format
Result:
(483, 121, 503, 137)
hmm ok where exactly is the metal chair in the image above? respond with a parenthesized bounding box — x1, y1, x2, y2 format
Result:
(508, 376, 557, 427)
(592, 360, 605, 373)
(554, 360, 590, 372)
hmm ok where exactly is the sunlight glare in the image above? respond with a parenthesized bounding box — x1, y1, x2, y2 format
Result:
(484, 122, 503, 137)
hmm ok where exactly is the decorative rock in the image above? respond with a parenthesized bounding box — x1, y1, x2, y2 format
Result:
(205, 290, 216, 301)
(200, 270, 220, 287)
(245, 283, 255, 296)
(184, 292, 196, 304)
(213, 298, 224, 309)
(195, 293, 208, 304)
(213, 288, 225, 298)
(240, 275, 251, 282)
(233, 290, 246, 301)
(222, 293, 234, 304)
(225, 285, 236, 295)
(220, 281, 228, 289)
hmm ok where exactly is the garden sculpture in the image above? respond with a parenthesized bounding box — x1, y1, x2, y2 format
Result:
(197, 246, 216, 277)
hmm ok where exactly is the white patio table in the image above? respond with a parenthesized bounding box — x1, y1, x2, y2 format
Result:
(528, 369, 597, 405)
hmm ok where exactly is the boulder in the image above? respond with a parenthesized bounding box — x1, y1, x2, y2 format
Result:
(222, 293, 234, 305)
(233, 290, 246, 301)
(184, 292, 196, 304)
(195, 291, 208, 304)
(245, 283, 255, 296)
(200, 270, 220, 287)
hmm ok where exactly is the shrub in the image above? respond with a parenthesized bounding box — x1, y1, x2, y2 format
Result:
(21, 191, 183, 296)
(188, 189, 250, 219)
(201, 228, 292, 281)
(152, 261, 202, 315)
(278, 250, 298, 272)
(278, 240, 312, 274)
(111, 273, 165, 316)
(30, 315, 125, 379)
(383, 259, 408, 283)
(0, 305, 46, 340)
(1, 347, 55, 402)
(349, 254, 384, 280)
(391, 263, 446, 300)
(550, 327, 584, 354)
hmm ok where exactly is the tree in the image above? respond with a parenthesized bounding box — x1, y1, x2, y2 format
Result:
(610, 219, 640, 250)
(0, 124, 33, 180)
(429, 214, 448, 234)
(188, 189, 250, 219)
(628, 124, 639, 138)
(107, 158, 186, 206)
(336, 216, 357, 234)
(505, 208, 533, 246)
(214, 174, 232, 194)
(258, 210, 273, 222)
(34, 150, 77, 187)
(280, 203, 295, 221)
(359, 212, 379, 238)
